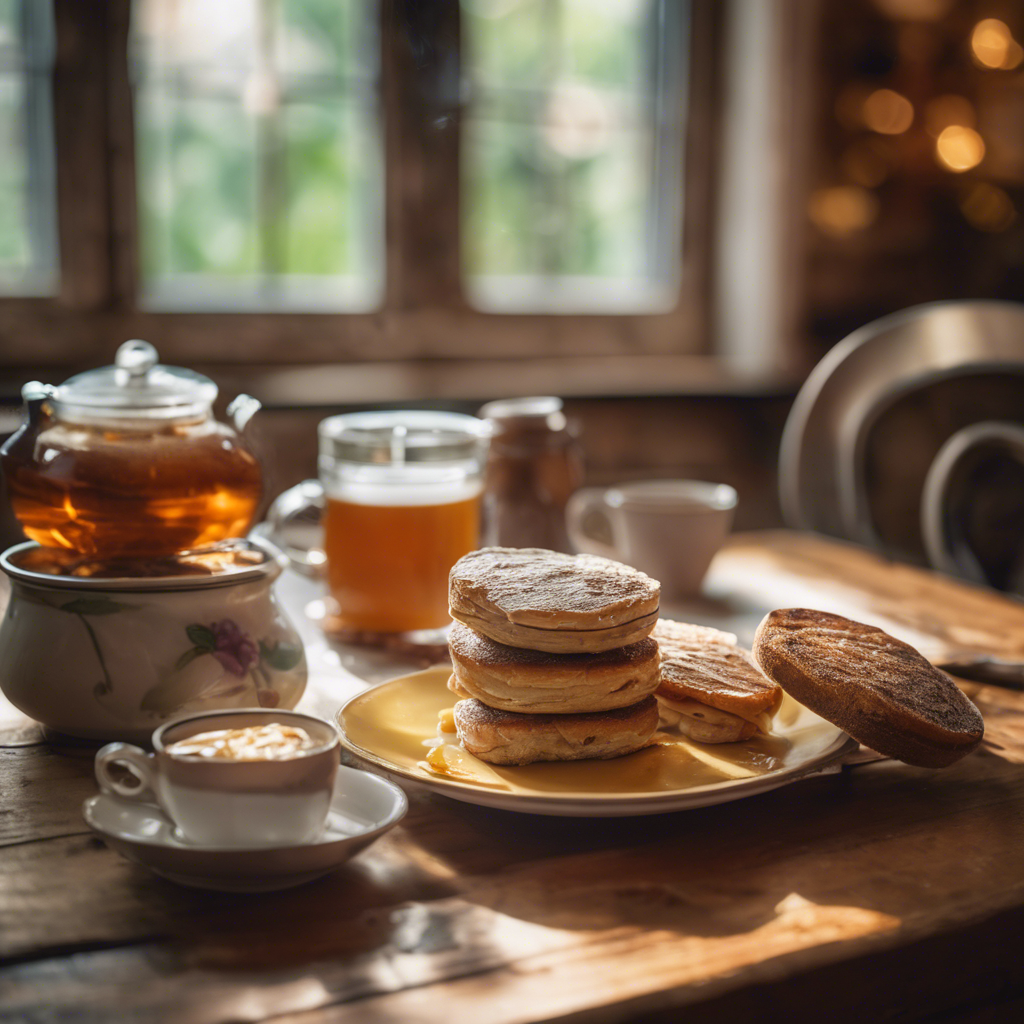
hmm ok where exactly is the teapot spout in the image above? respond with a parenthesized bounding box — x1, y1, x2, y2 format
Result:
(227, 393, 261, 433)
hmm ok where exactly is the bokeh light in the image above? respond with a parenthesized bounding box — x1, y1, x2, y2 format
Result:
(541, 83, 613, 160)
(808, 186, 879, 238)
(935, 125, 986, 171)
(960, 182, 1017, 232)
(862, 89, 914, 134)
(924, 95, 976, 138)
(242, 72, 280, 116)
(971, 19, 1023, 70)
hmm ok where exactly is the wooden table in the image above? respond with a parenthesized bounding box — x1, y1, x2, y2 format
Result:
(4, 530, 1024, 1023)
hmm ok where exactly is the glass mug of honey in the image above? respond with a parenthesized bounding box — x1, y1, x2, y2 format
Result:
(268, 411, 491, 635)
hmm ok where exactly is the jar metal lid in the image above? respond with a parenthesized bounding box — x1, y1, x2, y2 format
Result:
(49, 340, 218, 422)
(318, 411, 491, 464)
(478, 396, 568, 433)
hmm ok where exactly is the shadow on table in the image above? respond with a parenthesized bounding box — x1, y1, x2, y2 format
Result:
(391, 746, 1024, 940)
(104, 736, 1023, 974)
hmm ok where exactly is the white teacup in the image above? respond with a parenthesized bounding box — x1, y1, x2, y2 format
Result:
(95, 709, 340, 847)
(566, 480, 737, 599)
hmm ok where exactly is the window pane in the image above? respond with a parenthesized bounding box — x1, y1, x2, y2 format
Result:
(0, 0, 57, 296)
(137, 96, 260, 277)
(462, 0, 687, 313)
(284, 100, 359, 275)
(132, 0, 382, 312)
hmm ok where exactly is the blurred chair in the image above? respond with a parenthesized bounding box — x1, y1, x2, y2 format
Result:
(779, 300, 1024, 590)
(921, 421, 1024, 594)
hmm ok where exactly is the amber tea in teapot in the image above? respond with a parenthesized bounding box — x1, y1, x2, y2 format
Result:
(2, 415, 261, 557)
(1, 341, 262, 559)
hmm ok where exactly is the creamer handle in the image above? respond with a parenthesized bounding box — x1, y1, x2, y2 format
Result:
(565, 487, 622, 560)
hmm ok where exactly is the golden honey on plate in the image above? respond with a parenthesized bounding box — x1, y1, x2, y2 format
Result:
(337, 666, 845, 805)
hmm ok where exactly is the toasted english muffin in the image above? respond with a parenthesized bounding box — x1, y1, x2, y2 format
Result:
(447, 621, 660, 715)
(448, 547, 660, 654)
(453, 695, 660, 766)
(652, 619, 783, 743)
(753, 608, 984, 768)
(652, 619, 739, 648)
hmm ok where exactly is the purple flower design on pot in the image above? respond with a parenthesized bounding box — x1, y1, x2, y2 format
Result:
(142, 620, 306, 717)
(210, 619, 259, 677)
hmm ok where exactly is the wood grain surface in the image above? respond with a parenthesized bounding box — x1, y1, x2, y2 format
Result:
(704, 530, 1024, 661)
(3, 531, 1024, 1023)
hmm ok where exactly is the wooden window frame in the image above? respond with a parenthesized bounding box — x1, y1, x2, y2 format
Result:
(0, 0, 794, 399)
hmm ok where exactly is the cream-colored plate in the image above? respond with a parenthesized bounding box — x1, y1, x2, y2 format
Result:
(335, 667, 859, 817)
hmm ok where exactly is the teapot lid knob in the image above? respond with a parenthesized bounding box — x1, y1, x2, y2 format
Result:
(115, 340, 158, 381)
(53, 341, 217, 421)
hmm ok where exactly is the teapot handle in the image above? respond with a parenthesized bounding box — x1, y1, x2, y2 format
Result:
(227, 394, 261, 433)
(0, 383, 57, 461)
(21, 382, 58, 420)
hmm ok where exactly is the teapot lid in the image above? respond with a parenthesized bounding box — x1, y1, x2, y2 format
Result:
(51, 341, 218, 422)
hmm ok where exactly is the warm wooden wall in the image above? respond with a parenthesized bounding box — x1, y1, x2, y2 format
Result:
(254, 395, 793, 534)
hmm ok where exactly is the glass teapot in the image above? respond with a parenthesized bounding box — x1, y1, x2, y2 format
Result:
(0, 340, 262, 559)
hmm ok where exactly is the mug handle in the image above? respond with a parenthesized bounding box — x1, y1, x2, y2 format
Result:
(261, 479, 327, 577)
(565, 488, 621, 560)
(95, 743, 158, 803)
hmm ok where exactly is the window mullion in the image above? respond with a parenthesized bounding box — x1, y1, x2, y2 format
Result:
(255, 0, 284, 300)
(50, 0, 116, 318)
(105, 0, 141, 314)
(384, 0, 464, 313)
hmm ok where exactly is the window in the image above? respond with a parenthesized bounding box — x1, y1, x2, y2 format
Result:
(0, 0, 720, 375)
(462, 0, 686, 313)
(132, 0, 382, 311)
(0, 0, 57, 296)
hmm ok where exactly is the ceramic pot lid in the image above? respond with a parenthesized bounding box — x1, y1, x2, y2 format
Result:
(50, 340, 218, 423)
(0, 537, 285, 592)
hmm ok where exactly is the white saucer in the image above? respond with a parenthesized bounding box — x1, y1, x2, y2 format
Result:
(83, 765, 407, 891)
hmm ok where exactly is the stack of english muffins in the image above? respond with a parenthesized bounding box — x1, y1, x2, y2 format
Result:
(446, 547, 986, 771)
(447, 547, 664, 764)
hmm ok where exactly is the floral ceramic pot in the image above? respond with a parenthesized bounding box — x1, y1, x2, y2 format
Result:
(0, 538, 307, 742)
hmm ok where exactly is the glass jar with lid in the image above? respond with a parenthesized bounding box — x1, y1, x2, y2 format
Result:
(0, 340, 262, 559)
(478, 397, 584, 553)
